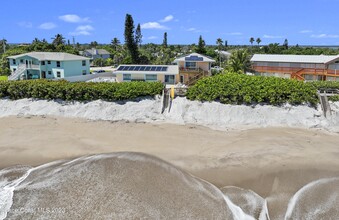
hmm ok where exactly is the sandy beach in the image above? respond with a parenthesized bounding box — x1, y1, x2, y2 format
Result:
(1, 116, 339, 218)
(1, 116, 339, 185)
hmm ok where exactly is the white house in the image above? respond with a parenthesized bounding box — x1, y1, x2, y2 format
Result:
(7, 52, 91, 80)
(81, 48, 111, 60)
(115, 65, 179, 84)
(115, 53, 215, 85)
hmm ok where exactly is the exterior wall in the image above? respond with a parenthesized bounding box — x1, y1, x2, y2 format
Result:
(63, 60, 90, 77)
(115, 73, 178, 84)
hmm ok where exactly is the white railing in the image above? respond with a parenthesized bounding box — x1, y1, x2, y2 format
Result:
(8, 64, 26, 80)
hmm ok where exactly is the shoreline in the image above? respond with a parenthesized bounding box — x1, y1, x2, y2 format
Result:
(1, 115, 339, 219)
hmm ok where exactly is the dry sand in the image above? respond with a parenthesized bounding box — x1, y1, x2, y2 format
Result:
(1, 116, 339, 218)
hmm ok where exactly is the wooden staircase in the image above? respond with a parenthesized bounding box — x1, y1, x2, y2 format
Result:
(186, 69, 209, 86)
(291, 68, 305, 80)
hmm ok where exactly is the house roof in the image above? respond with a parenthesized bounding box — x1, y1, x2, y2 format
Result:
(115, 65, 179, 75)
(251, 54, 339, 64)
(173, 53, 215, 63)
(85, 48, 110, 55)
(8, 52, 90, 61)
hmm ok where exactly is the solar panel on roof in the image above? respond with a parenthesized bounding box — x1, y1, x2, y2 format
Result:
(145, 66, 151, 71)
(135, 66, 141, 71)
(117, 66, 124, 71)
(140, 66, 146, 71)
(155, 67, 162, 71)
(150, 66, 157, 71)
(161, 67, 168, 71)
(122, 66, 129, 71)
(131, 66, 138, 71)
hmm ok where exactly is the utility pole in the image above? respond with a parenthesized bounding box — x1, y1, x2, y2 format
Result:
(72, 36, 75, 48)
(2, 38, 5, 53)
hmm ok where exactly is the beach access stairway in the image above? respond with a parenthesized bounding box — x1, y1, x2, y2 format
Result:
(317, 88, 339, 117)
(8, 64, 26, 80)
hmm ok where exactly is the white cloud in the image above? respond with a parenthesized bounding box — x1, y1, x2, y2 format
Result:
(263, 34, 284, 39)
(38, 22, 57, 30)
(226, 32, 243, 36)
(148, 36, 158, 40)
(69, 25, 94, 36)
(141, 22, 169, 30)
(310, 34, 339, 38)
(187, 27, 202, 33)
(159, 15, 174, 23)
(59, 14, 90, 23)
(299, 30, 312, 34)
(18, 21, 33, 28)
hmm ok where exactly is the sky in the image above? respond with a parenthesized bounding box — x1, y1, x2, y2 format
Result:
(1, 0, 339, 46)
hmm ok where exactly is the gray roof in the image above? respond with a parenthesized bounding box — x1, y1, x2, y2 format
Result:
(173, 53, 215, 63)
(8, 52, 90, 61)
(85, 48, 110, 55)
(251, 54, 339, 64)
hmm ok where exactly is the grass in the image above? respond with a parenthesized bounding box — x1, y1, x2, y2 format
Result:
(0, 76, 7, 81)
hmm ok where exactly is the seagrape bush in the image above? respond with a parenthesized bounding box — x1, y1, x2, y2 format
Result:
(187, 73, 319, 106)
(0, 80, 163, 101)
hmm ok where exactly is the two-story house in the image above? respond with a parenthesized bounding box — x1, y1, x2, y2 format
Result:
(115, 53, 215, 85)
(7, 52, 90, 80)
(251, 54, 339, 81)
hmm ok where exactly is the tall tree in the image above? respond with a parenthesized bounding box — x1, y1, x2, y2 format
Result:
(227, 49, 252, 74)
(216, 38, 223, 66)
(135, 23, 142, 47)
(249, 37, 255, 46)
(283, 39, 289, 49)
(90, 41, 98, 48)
(124, 14, 139, 63)
(111, 37, 121, 51)
(1, 38, 7, 53)
(256, 38, 261, 46)
(162, 32, 168, 48)
(51, 34, 65, 46)
(195, 35, 206, 54)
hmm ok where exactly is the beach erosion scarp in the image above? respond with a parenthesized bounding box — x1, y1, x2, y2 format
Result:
(0, 97, 338, 132)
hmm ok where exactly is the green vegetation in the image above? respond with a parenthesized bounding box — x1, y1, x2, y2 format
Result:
(0, 76, 7, 81)
(226, 49, 252, 74)
(0, 80, 163, 101)
(308, 81, 339, 90)
(329, 95, 339, 102)
(187, 73, 319, 106)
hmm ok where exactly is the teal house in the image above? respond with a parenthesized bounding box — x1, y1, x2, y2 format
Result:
(8, 52, 90, 80)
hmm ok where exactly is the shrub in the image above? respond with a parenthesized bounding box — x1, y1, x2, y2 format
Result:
(0, 80, 163, 101)
(187, 73, 319, 106)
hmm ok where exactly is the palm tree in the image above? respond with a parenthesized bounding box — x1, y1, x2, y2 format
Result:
(256, 38, 261, 46)
(51, 34, 65, 46)
(216, 38, 223, 67)
(1, 38, 7, 53)
(227, 49, 252, 74)
(249, 37, 255, 46)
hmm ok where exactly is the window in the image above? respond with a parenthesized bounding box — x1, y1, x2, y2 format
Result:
(145, 74, 157, 81)
(47, 61, 51, 64)
(82, 60, 86, 66)
(82, 70, 87, 75)
(48, 71, 52, 75)
(20, 59, 24, 63)
(13, 59, 16, 65)
(123, 74, 131, 81)
(41, 61, 45, 65)
(57, 61, 61, 67)
(185, 62, 196, 69)
(57, 71, 61, 78)
(13, 68, 16, 72)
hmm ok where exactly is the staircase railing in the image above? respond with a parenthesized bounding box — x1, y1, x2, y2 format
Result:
(8, 64, 26, 81)
(291, 68, 305, 80)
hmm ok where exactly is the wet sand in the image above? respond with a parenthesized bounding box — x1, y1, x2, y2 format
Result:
(1, 116, 339, 218)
